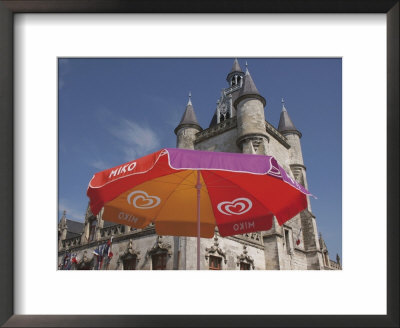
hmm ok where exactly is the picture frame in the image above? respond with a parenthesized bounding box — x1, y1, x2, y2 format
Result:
(0, 0, 398, 327)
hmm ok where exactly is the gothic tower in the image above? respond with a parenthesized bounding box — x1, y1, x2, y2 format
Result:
(277, 99, 325, 269)
(278, 99, 309, 206)
(234, 67, 269, 155)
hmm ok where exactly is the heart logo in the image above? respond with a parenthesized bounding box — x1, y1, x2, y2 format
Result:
(217, 198, 252, 216)
(127, 190, 161, 209)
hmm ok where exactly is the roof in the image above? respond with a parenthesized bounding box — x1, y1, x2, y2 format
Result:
(234, 70, 266, 107)
(230, 58, 243, 74)
(226, 59, 244, 82)
(66, 219, 84, 234)
(66, 231, 82, 239)
(278, 102, 301, 136)
(104, 220, 118, 228)
(174, 97, 202, 134)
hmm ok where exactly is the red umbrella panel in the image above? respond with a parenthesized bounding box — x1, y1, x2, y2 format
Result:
(87, 148, 312, 239)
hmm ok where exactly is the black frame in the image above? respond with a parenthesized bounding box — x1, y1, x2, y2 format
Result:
(0, 1, 398, 327)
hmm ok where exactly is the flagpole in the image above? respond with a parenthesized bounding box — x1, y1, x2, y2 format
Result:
(196, 170, 201, 270)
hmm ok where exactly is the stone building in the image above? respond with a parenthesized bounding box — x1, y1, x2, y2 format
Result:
(58, 59, 341, 270)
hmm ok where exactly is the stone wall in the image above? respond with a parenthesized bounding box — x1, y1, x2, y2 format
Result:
(264, 129, 292, 173)
(181, 234, 265, 270)
(195, 126, 240, 153)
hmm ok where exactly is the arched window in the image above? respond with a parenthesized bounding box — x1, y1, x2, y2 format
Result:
(205, 235, 227, 270)
(209, 255, 222, 270)
(152, 252, 168, 270)
(239, 262, 251, 270)
(236, 245, 255, 270)
(147, 236, 172, 270)
(123, 254, 138, 270)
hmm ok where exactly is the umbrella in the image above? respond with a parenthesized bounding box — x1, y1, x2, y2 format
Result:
(87, 148, 312, 270)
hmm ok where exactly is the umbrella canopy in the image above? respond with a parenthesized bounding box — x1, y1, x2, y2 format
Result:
(87, 148, 311, 239)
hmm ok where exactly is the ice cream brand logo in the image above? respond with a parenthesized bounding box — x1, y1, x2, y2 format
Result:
(118, 211, 139, 223)
(127, 190, 161, 209)
(217, 198, 252, 216)
(233, 221, 255, 232)
(109, 162, 137, 179)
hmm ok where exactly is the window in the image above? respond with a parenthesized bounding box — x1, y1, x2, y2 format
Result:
(89, 219, 97, 242)
(284, 229, 291, 254)
(123, 255, 137, 270)
(209, 255, 222, 270)
(152, 253, 167, 270)
(240, 262, 251, 270)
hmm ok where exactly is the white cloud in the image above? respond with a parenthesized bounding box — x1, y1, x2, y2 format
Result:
(108, 118, 160, 161)
(59, 199, 86, 222)
(89, 159, 110, 171)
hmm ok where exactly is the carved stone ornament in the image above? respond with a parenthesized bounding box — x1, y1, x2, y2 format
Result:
(236, 245, 255, 269)
(146, 235, 172, 259)
(76, 251, 95, 270)
(118, 239, 141, 265)
(205, 234, 227, 264)
(319, 233, 327, 251)
(216, 93, 231, 123)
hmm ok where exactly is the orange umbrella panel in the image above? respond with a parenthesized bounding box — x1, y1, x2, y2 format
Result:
(101, 170, 216, 238)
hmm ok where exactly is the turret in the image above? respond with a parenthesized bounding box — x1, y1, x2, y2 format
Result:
(278, 99, 309, 186)
(319, 233, 330, 268)
(82, 203, 98, 244)
(174, 93, 202, 149)
(59, 210, 68, 240)
(278, 99, 310, 209)
(233, 67, 269, 155)
(226, 58, 245, 87)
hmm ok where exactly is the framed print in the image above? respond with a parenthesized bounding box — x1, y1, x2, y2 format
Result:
(0, 1, 398, 327)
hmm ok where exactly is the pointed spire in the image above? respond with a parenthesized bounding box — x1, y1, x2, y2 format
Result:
(60, 210, 67, 229)
(226, 58, 244, 83)
(319, 232, 327, 250)
(336, 254, 341, 266)
(278, 99, 301, 137)
(281, 98, 287, 111)
(230, 58, 243, 74)
(234, 68, 266, 107)
(61, 210, 67, 223)
(242, 69, 259, 94)
(174, 93, 202, 135)
(270, 216, 283, 235)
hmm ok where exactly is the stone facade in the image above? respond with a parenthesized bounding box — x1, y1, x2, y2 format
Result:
(58, 59, 340, 270)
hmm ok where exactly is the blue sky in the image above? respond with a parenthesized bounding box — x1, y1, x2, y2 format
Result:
(58, 58, 342, 259)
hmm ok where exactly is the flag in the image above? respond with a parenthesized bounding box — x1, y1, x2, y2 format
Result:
(93, 244, 106, 270)
(61, 251, 71, 270)
(103, 237, 114, 269)
(296, 228, 302, 246)
(93, 237, 113, 270)
(71, 253, 78, 265)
